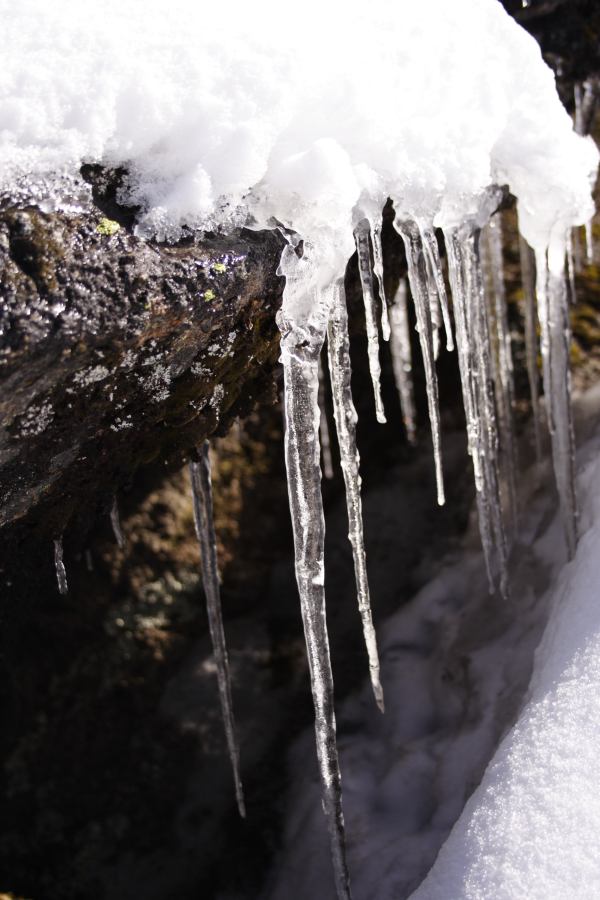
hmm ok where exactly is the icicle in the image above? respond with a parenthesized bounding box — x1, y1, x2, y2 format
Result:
(518, 233, 543, 462)
(318, 356, 335, 480)
(110, 495, 126, 549)
(369, 219, 391, 342)
(585, 220, 594, 265)
(327, 283, 384, 712)
(354, 219, 386, 423)
(189, 443, 246, 819)
(534, 246, 578, 557)
(566, 231, 577, 305)
(277, 242, 351, 900)
(481, 217, 518, 532)
(395, 217, 445, 506)
(54, 536, 68, 595)
(389, 277, 417, 445)
(420, 222, 454, 352)
(445, 223, 508, 597)
(574, 83, 583, 136)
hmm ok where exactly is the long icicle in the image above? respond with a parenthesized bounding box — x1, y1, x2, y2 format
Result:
(518, 232, 543, 461)
(534, 246, 578, 557)
(189, 443, 246, 818)
(481, 218, 518, 532)
(369, 219, 391, 341)
(420, 221, 454, 353)
(389, 277, 417, 445)
(395, 217, 445, 505)
(355, 219, 386, 423)
(277, 242, 351, 900)
(318, 356, 335, 480)
(445, 224, 508, 596)
(327, 282, 384, 712)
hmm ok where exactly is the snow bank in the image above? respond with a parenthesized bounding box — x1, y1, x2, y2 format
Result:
(1, 0, 596, 263)
(412, 434, 600, 900)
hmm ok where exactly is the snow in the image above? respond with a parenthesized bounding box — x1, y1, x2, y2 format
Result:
(0, 0, 596, 261)
(413, 430, 600, 900)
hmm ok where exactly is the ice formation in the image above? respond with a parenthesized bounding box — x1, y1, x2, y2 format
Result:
(189, 444, 245, 818)
(53, 536, 68, 595)
(2, 0, 598, 895)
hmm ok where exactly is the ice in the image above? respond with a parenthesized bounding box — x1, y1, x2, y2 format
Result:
(566, 230, 577, 304)
(327, 282, 384, 712)
(395, 218, 445, 507)
(389, 278, 417, 446)
(110, 495, 126, 549)
(53, 536, 68, 595)
(354, 219, 386, 424)
(481, 217, 518, 530)
(445, 217, 508, 596)
(318, 357, 335, 480)
(189, 443, 246, 818)
(277, 244, 351, 900)
(518, 232, 543, 460)
(369, 219, 391, 342)
(534, 247, 578, 557)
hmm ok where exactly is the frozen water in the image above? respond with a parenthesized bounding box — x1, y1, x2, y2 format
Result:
(327, 283, 384, 711)
(354, 219, 387, 424)
(389, 278, 417, 446)
(189, 444, 246, 818)
(53, 536, 68, 595)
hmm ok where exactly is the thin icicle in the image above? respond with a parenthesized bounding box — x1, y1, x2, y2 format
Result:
(327, 282, 384, 712)
(566, 231, 577, 305)
(395, 217, 445, 506)
(54, 536, 68, 595)
(389, 277, 417, 445)
(420, 222, 454, 352)
(355, 219, 386, 424)
(189, 443, 246, 819)
(585, 220, 594, 264)
(277, 242, 351, 900)
(518, 233, 543, 462)
(110, 495, 126, 549)
(534, 247, 578, 557)
(369, 220, 391, 341)
(481, 217, 518, 532)
(445, 222, 509, 597)
(318, 356, 335, 480)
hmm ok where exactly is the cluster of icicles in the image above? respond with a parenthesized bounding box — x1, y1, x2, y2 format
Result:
(49, 83, 598, 900)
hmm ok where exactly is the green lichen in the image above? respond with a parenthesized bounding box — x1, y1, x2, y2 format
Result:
(204, 289, 216, 301)
(96, 217, 121, 237)
(212, 262, 227, 274)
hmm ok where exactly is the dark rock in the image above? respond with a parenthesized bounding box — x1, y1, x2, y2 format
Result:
(0, 203, 285, 549)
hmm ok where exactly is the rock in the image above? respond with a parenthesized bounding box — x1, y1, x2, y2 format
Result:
(0, 197, 284, 549)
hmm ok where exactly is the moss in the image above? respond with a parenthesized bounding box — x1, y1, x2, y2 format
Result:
(96, 217, 121, 237)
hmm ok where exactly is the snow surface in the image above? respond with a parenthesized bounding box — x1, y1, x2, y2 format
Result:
(1, 0, 596, 266)
(264, 399, 600, 900)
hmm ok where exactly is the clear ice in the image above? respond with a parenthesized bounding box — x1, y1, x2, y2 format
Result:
(394, 217, 446, 506)
(481, 217, 518, 531)
(189, 443, 246, 818)
(518, 232, 543, 461)
(54, 536, 68, 595)
(369, 218, 391, 342)
(389, 277, 417, 445)
(354, 219, 387, 424)
(534, 249, 578, 557)
(318, 356, 335, 480)
(277, 241, 352, 900)
(327, 282, 384, 712)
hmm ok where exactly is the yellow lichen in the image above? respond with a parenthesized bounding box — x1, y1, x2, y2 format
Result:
(96, 217, 121, 236)
(204, 289, 216, 301)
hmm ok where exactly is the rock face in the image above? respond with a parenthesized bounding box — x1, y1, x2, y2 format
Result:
(0, 198, 284, 549)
